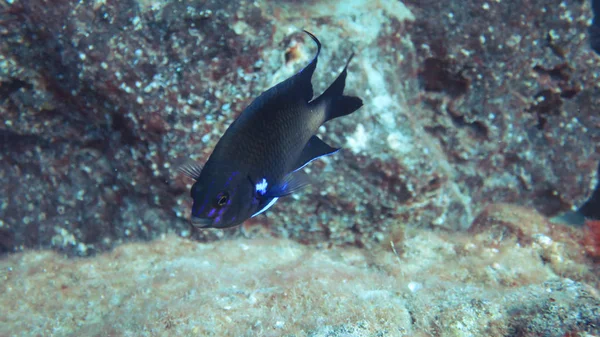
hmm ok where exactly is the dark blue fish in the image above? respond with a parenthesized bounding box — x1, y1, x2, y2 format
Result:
(180, 31, 363, 228)
(591, 0, 600, 54)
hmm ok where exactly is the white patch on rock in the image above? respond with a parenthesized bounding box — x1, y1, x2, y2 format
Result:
(387, 132, 412, 154)
(346, 123, 369, 153)
(313, 0, 414, 45)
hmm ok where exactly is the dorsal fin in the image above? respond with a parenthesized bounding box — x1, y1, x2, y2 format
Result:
(178, 160, 203, 180)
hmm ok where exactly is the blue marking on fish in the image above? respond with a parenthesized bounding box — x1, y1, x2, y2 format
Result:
(255, 178, 268, 195)
(180, 30, 363, 228)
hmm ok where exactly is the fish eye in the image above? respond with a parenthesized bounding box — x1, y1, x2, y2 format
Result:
(215, 192, 229, 207)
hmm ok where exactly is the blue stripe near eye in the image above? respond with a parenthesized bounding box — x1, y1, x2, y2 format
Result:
(214, 208, 226, 224)
(225, 171, 240, 187)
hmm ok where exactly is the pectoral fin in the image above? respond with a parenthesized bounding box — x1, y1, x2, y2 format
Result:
(266, 170, 311, 197)
(178, 160, 203, 180)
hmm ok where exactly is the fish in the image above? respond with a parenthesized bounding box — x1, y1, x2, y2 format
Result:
(591, 0, 600, 54)
(179, 30, 363, 228)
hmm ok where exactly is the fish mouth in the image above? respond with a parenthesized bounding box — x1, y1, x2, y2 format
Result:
(190, 217, 214, 228)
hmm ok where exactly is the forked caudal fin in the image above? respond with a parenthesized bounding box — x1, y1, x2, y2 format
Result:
(300, 30, 322, 78)
(293, 30, 321, 102)
(312, 53, 363, 122)
(252, 30, 321, 105)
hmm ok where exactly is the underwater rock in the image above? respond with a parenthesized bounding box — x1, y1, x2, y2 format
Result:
(404, 0, 600, 219)
(0, 0, 598, 254)
(469, 203, 594, 285)
(0, 0, 274, 254)
(1, 230, 598, 336)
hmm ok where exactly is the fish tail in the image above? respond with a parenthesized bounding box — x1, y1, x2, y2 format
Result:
(314, 53, 363, 122)
(591, 25, 600, 54)
(591, 0, 600, 54)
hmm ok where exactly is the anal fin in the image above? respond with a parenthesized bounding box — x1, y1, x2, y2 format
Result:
(292, 135, 339, 173)
(251, 197, 279, 218)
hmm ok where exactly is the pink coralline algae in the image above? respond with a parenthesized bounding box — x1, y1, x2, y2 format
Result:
(583, 219, 600, 260)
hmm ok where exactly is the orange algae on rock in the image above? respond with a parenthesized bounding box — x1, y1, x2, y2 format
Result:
(1, 224, 599, 337)
(469, 203, 553, 244)
(468, 203, 595, 286)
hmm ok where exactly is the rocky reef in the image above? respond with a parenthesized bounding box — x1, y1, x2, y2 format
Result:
(1, 0, 600, 335)
(0, 0, 598, 254)
(1, 203, 599, 336)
